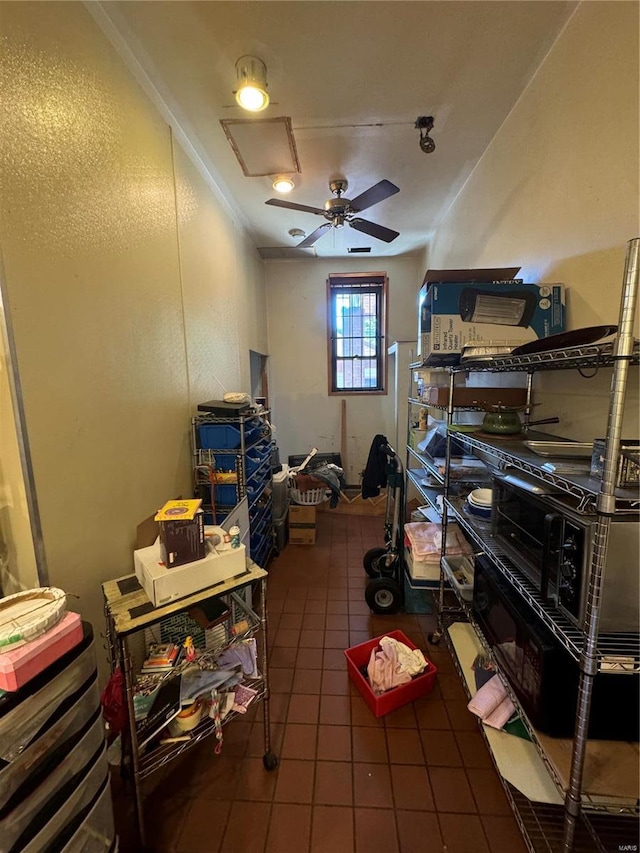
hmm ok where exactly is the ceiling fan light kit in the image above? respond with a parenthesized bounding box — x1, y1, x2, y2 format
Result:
(234, 55, 270, 112)
(265, 177, 400, 248)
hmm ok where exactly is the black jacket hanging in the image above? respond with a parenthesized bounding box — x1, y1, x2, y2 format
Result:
(361, 434, 389, 498)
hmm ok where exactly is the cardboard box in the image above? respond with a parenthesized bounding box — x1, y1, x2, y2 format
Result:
(155, 500, 205, 568)
(418, 268, 520, 358)
(417, 273, 565, 364)
(134, 540, 247, 606)
(344, 630, 438, 717)
(423, 386, 528, 408)
(288, 505, 316, 545)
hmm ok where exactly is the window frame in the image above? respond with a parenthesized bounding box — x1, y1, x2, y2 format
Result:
(326, 272, 388, 396)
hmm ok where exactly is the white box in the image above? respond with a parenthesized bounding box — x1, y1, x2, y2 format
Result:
(404, 548, 440, 582)
(134, 540, 247, 606)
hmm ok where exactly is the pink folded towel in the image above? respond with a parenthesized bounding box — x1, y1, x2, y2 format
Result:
(467, 674, 516, 730)
(404, 522, 474, 560)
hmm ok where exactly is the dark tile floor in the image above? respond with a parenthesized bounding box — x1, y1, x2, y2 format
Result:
(113, 511, 528, 852)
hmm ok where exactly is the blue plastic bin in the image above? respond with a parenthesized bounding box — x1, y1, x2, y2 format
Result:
(214, 484, 240, 505)
(197, 422, 262, 450)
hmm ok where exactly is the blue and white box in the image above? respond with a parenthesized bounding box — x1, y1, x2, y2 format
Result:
(418, 280, 565, 365)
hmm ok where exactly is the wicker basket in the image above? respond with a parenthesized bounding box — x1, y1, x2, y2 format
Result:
(290, 487, 329, 506)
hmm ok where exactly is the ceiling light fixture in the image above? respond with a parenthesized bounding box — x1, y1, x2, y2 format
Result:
(288, 228, 306, 239)
(273, 176, 295, 193)
(415, 116, 435, 153)
(234, 55, 270, 112)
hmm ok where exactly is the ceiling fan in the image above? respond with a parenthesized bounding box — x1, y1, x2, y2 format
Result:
(265, 178, 400, 248)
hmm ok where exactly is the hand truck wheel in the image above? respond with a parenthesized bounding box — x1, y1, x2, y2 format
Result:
(365, 577, 404, 615)
(363, 546, 388, 578)
(363, 547, 400, 579)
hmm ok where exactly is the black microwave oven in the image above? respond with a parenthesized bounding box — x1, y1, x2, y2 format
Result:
(472, 556, 639, 739)
(490, 472, 640, 633)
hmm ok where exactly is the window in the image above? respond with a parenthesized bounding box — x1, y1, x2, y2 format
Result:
(327, 273, 388, 395)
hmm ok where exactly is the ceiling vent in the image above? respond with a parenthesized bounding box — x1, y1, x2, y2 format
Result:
(257, 246, 317, 260)
(347, 247, 371, 253)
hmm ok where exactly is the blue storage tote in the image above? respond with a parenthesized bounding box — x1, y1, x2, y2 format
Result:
(197, 421, 262, 450)
(214, 484, 240, 505)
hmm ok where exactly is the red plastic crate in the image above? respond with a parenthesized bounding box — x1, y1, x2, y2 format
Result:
(344, 629, 438, 717)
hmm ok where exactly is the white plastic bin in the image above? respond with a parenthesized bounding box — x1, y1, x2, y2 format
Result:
(272, 466, 290, 517)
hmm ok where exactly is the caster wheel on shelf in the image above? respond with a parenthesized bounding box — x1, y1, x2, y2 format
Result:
(365, 577, 403, 615)
(263, 752, 278, 771)
(428, 632, 442, 645)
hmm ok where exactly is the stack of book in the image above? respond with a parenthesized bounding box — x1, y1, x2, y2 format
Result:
(141, 642, 182, 674)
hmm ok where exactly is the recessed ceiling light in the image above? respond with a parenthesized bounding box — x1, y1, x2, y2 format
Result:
(288, 228, 306, 238)
(234, 55, 270, 112)
(273, 176, 295, 194)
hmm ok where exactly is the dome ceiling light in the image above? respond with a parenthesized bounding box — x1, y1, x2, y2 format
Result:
(273, 176, 295, 194)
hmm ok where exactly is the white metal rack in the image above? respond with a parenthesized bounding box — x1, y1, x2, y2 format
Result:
(418, 238, 640, 853)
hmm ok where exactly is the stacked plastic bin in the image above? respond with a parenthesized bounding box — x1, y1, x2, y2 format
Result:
(271, 466, 290, 553)
(193, 412, 274, 568)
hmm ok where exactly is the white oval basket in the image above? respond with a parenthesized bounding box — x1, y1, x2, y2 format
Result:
(290, 487, 329, 506)
(0, 587, 67, 652)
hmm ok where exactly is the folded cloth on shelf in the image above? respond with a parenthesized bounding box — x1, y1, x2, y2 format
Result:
(467, 674, 516, 730)
(179, 665, 242, 705)
(403, 522, 473, 560)
(367, 635, 428, 694)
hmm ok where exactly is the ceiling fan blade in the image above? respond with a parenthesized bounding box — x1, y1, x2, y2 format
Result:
(349, 218, 399, 243)
(349, 179, 400, 213)
(297, 223, 332, 248)
(265, 198, 326, 216)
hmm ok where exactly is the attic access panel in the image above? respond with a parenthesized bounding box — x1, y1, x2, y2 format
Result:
(220, 116, 301, 177)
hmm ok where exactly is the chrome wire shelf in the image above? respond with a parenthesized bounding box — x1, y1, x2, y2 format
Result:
(444, 620, 639, 833)
(407, 467, 443, 497)
(139, 677, 266, 779)
(193, 408, 271, 425)
(447, 497, 640, 667)
(137, 590, 262, 779)
(442, 607, 568, 800)
(508, 785, 606, 853)
(406, 447, 445, 484)
(442, 588, 640, 815)
(408, 396, 487, 412)
(510, 786, 640, 852)
(405, 472, 443, 517)
(453, 339, 640, 373)
(452, 432, 639, 514)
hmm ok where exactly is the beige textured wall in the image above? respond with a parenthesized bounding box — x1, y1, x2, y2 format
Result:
(0, 313, 39, 594)
(0, 3, 265, 662)
(265, 257, 421, 482)
(426, 1, 639, 440)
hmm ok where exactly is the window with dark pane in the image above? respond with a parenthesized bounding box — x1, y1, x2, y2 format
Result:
(327, 273, 388, 395)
